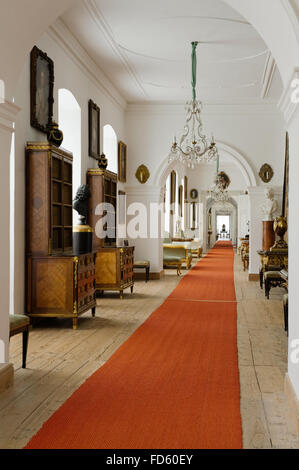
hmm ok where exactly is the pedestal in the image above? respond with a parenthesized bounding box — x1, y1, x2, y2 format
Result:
(73, 225, 93, 255)
(262, 221, 275, 251)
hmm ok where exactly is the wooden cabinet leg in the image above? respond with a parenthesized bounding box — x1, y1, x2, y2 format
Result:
(146, 267, 149, 282)
(92, 307, 96, 317)
(131, 285, 134, 294)
(120, 291, 123, 299)
(73, 317, 78, 330)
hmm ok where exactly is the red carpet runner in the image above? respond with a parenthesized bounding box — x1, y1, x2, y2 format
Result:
(25, 241, 242, 449)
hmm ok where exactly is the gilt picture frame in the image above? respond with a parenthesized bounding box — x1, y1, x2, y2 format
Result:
(118, 141, 127, 183)
(30, 46, 54, 134)
(283, 132, 289, 222)
(88, 99, 100, 159)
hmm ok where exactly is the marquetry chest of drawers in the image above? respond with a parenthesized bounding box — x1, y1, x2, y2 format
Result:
(26, 252, 97, 329)
(95, 246, 134, 299)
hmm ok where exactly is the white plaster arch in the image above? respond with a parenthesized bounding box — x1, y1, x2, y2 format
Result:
(155, 141, 256, 189)
(216, 142, 257, 187)
(222, 0, 299, 86)
(157, 159, 185, 192)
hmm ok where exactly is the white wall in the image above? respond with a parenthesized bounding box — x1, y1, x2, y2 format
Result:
(12, 26, 126, 316)
(238, 194, 250, 244)
(126, 103, 285, 189)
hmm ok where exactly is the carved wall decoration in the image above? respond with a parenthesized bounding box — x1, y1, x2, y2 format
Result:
(259, 164, 274, 183)
(135, 165, 150, 184)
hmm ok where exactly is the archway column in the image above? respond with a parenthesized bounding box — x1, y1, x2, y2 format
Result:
(0, 99, 20, 391)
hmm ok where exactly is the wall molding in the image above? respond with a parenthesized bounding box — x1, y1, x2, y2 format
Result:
(126, 100, 282, 116)
(285, 373, 299, 437)
(0, 100, 21, 133)
(278, 67, 299, 125)
(47, 18, 127, 111)
(126, 185, 163, 200)
(83, 0, 148, 100)
(261, 52, 276, 99)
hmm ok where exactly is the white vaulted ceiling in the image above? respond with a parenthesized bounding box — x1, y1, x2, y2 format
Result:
(62, 0, 283, 103)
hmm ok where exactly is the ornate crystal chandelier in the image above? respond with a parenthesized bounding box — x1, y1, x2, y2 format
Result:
(168, 42, 218, 169)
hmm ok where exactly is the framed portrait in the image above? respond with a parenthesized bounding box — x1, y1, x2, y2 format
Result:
(283, 132, 289, 223)
(88, 99, 100, 159)
(184, 176, 188, 201)
(170, 171, 176, 206)
(30, 46, 54, 133)
(118, 141, 127, 183)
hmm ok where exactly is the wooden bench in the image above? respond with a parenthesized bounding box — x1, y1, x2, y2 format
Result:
(9, 315, 30, 369)
(134, 260, 150, 282)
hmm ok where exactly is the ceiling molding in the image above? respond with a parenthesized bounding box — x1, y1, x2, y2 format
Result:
(261, 52, 276, 99)
(47, 19, 127, 111)
(278, 67, 299, 125)
(126, 101, 282, 116)
(83, 0, 148, 100)
(282, 0, 299, 43)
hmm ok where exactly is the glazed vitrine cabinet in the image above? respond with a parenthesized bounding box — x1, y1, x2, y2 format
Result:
(87, 169, 117, 249)
(87, 168, 134, 298)
(25, 142, 96, 328)
(26, 142, 73, 255)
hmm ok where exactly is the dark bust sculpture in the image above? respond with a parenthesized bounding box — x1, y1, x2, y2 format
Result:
(73, 184, 91, 225)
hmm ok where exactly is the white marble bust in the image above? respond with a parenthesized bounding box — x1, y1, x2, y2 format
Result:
(261, 188, 278, 221)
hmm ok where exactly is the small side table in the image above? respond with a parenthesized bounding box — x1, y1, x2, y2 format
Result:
(134, 260, 150, 282)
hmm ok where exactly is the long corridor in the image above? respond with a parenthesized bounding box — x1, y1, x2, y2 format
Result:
(1, 247, 297, 449)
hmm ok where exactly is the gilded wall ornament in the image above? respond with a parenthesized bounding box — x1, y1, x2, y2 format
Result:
(135, 165, 150, 184)
(259, 164, 274, 183)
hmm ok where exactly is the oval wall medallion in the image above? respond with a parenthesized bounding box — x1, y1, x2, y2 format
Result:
(259, 164, 274, 183)
(135, 164, 150, 184)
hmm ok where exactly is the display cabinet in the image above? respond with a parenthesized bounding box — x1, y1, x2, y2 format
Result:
(26, 142, 73, 255)
(87, 168, 135, 298)
(25, 142, 96, 328)
(95, 246, 134, 299)
(27, 253, 96, 329)
(87, 169, 117, 249)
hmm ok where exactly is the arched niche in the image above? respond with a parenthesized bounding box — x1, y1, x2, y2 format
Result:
(103, 124, 118, 174)
(58, 89, 82, 222)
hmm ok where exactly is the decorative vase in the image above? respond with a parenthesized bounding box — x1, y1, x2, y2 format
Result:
(47, 122, 63, 147)
(271, 216, 288, 250)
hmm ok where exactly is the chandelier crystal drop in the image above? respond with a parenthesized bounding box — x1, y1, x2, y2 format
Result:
(168, 42, 218, 168)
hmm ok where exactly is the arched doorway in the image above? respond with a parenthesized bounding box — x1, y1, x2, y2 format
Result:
(206, 197, 238, 249)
